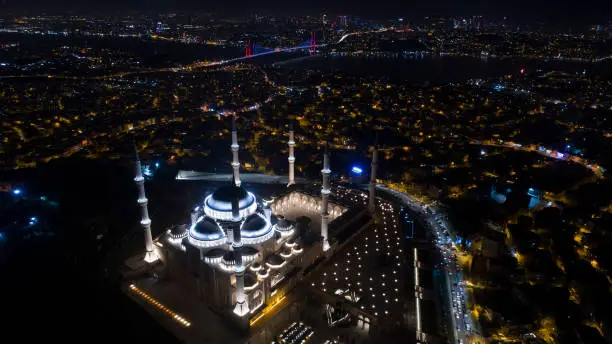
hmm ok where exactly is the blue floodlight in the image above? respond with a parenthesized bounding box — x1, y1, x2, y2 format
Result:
(351, 166, 363, 174)
(143, 165, 153, 177)
(155, 162, 160, 168)
(12, 188, 22, 195)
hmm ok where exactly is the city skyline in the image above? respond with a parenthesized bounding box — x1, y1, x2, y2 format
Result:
(2, 0, 611, 26)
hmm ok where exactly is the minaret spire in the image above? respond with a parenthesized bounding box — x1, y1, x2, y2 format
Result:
(231, 115, 241, 187)
(287, 120, 296, 186)
(133, 141, 158, 263)
(231, 184, 249, 316)
(321, 142, 331, 252)
(368, 133, 379, 213)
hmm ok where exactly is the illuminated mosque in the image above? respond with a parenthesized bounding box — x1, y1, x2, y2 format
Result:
(126, 116, 381, 334)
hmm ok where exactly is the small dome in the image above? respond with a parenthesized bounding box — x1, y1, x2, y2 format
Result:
(241, 213, 270, 238)
(266, 254, 285, 267)
(275, 216, 292, 231)
(280, 247, 293, 258)
(292, 244, 303, 254)
(190, 216, 225, 241)
(169, 224, 187, 238)
(257, 267, 269, 277)
(244, 273, 258, 288)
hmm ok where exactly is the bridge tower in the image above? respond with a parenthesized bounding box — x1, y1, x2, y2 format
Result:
(245, 41, 252, 57)
(310, 31, 317, 55)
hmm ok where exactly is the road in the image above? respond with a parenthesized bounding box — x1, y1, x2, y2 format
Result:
(377, 186, 476, 344)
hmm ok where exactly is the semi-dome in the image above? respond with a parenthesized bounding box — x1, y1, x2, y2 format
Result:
(203, 248, 228, 265)
(240, 213, 274, 244)
(204, 184, 257, 220)
(188, 216, 226, 248)
(241, 213, 268, 237)
(205, 248, 227, 259)
(222, 250, 236, 265)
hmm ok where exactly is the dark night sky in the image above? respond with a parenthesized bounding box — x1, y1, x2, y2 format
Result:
(2, 0, 611, 25)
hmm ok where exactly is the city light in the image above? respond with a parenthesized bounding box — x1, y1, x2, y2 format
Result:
(5, 11, 609, 344)
(128, 284, 191, 327)
(351, 166, 363, 174)
(249, 295, 287, 326)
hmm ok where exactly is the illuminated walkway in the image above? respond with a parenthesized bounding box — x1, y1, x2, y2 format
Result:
(129, 284, 191, 327)
(124, 278, 246, 344)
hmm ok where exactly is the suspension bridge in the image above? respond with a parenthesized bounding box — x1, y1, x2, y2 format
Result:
(203, 27, 390, 68)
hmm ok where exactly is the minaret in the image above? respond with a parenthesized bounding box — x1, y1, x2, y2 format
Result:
(133, 143, 158, 263)
(231, 116, 241, 187)
(287, 121, 296, 186)
(191, 207, 199, 226)
(321, 143, 331, 252)
(231, 188, 249, 316)
(368, 136, 379, 213)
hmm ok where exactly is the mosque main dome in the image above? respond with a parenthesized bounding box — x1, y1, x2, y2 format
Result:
(204, 184, 257, 220)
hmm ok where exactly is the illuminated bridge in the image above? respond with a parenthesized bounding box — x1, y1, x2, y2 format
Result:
(197, 28, 391, 68)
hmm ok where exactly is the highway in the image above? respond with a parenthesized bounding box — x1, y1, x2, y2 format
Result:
(470, 139, 605, 179)
(377, 186, 476, 344)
